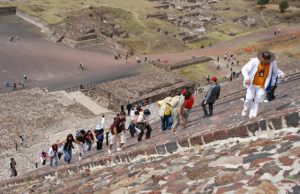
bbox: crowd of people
[9,50,285,178]
[3,75,27,92]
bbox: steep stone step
[0,109,299,190]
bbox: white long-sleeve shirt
[100,117,105,129]
[241,58,278,90]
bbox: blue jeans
[161,115,173,131]
[64,149,72,163]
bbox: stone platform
[85,70,194,111]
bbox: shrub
[279,0,289,13]
[257,0,269,6]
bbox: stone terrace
[86,70,193,111]
[1,71,300,193]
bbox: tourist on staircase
[201,76,221,117]
[94,125,104,150]
[10,158,17,178]
[136,108,152,141]
[40,151,48,165]
[85,130,95,151]
[75,129,86,160]
[48,144,59,167]
[57,141,64,160]
[241,51,278,118]
[129,110,140,138]
[61,134,82,164]
[157,97,173,131]
[170,93,185,132]
[126,102,132,116]
[108,112,127,154]
[182,89,194,127]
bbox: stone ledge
[1,111,299,189]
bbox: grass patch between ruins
[16,0,187,54]
[0,2,15,7]
[173,62,228,83]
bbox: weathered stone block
[213,130,228,141]
[114,156,121,163]
[243,153,273,164]
[146,146,157,155]
[128,150,145,159]
[165,142,178,153]
[259,120,267,131]
[203,133,214,144]
[226,126,249,138]
[249,157,274,168]
[156,145,167,155]
[277,142,293,154]
[270,118,282,130]
[119,154,127,162]
[247,122,259,135]
[285,112,300,128]
[189,135,202,146]
[278,156,294,166]
[178,138,190,147]
[256,162,282,176]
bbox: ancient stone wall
[0,7,16,15]
[84,70,194,111]
[16,11,51,34]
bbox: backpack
[170,96,180,107]
[164,103,171,116]
[143,109,151,116]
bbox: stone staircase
[1,73,300,193]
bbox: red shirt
[184,95,194,109]
[110,117,126,135]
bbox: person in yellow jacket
[157,97,173,131]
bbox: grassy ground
[0,2,15,7]
[14,0,299,55]
[16,0,187,54]
[187,32,231,49]
[172,62,230,83]
[271,37,300,59]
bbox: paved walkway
[67,91,111,115]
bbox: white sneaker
[242,109,247,117]
[249,115,256,119]
[117,148,122,151]
[240,98,245,101]
[263,100,269,103]
[108,149,112,154]
[79,156,82,161]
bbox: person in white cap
[241,51,278,118]
[94,124,104,150]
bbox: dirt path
[147,23,300,64]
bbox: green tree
[257,0,269,7]
[279,0,289,13]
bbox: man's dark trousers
[201,100,214,116]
